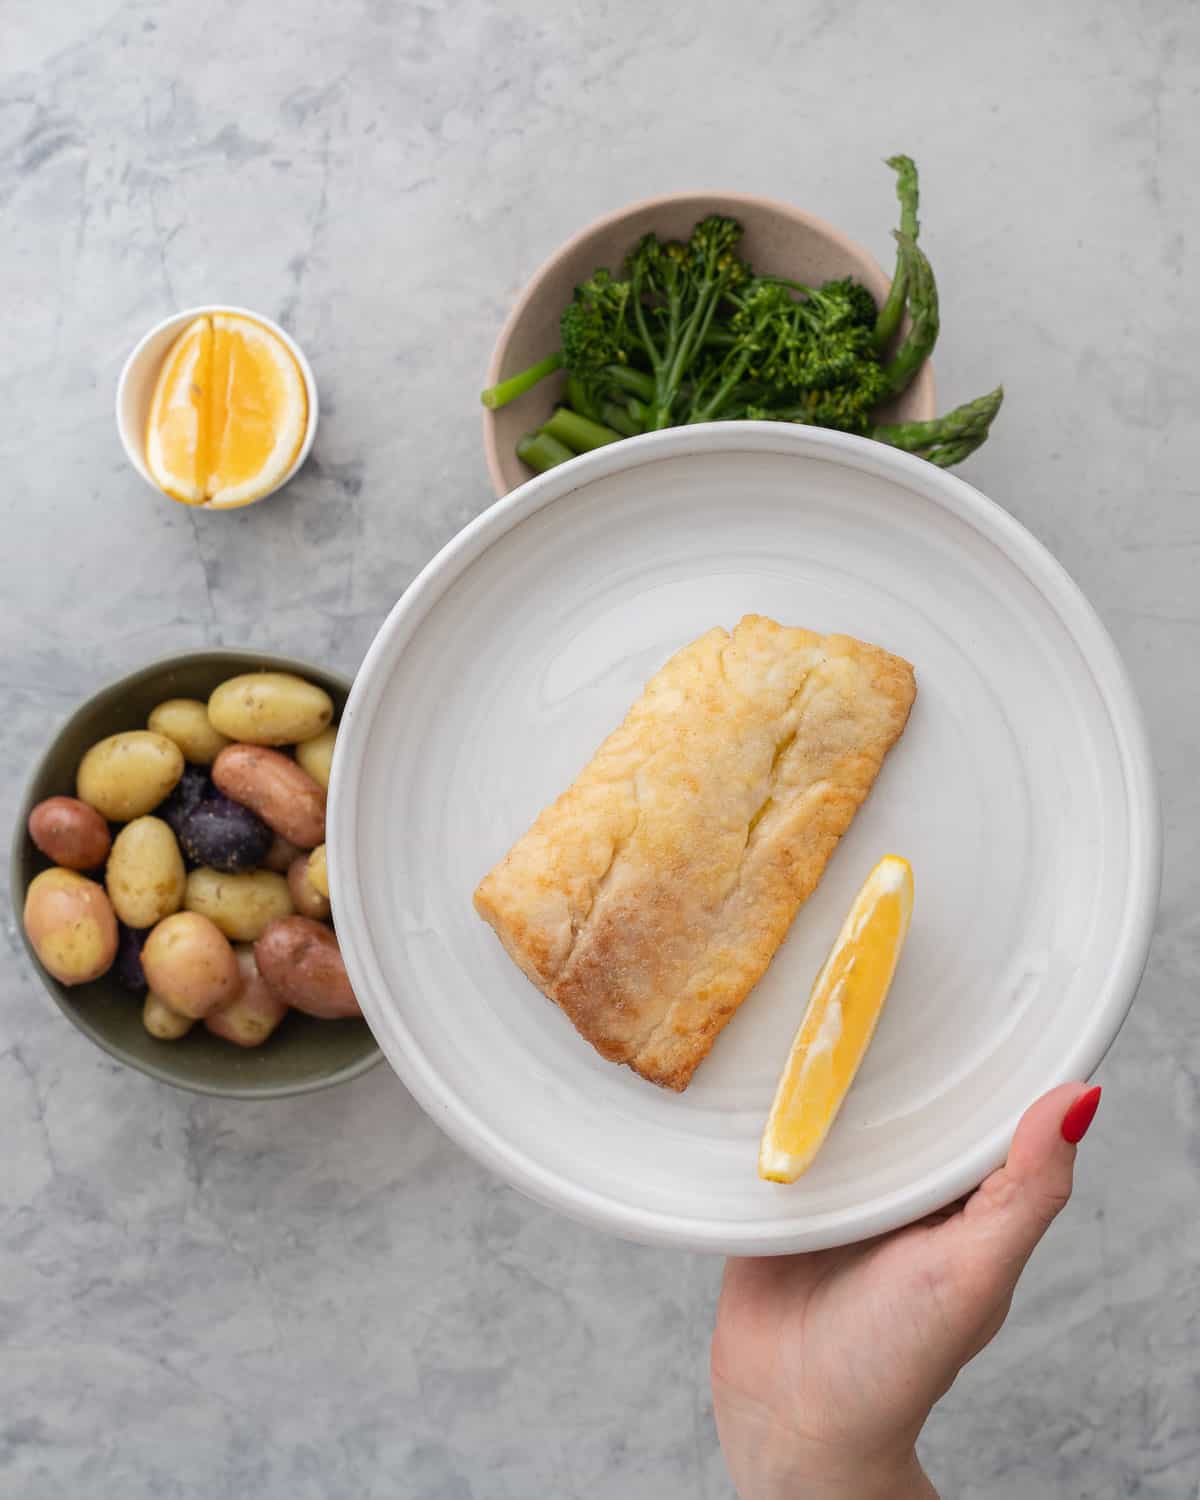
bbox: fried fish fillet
[474,615,916,1091]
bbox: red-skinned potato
[212,745,325,848]
[255,916,359,1019]
[205,946,288,1047]
[24,868,118,985]
[263,833,304,873]
[142,911,241,1019]
[287,854,330,920]
[28,797,112,871]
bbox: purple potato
[178,793,273,874]
[115,923,150,994]
[157,764,211,840]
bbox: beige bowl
[482,191,936,497]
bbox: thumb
[954,1081,1099,1294]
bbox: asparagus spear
[873,155,920,352]
[872,386,1004,467]
[879,239,940,400]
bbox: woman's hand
[711,1082,1101,1499]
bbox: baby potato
[184,866,294,942]
[147,698,231,765]
[287,854,330,921]
[105,816,186,928]
[143,992,195,1040]
[212,745,325,848]
[295,724,337,789]
[204,946,288,1047]
[157,764,211,841]
[23,868,118,986]
[141,911,241,1019]
[77,731,184,821]
[207,672,333,747]
[178,794,272,873]
[263,833,304,873]
[307,843,329,900]
[255,916,360,1019]
[115,923,150,994]
[27,796,112,870]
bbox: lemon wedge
[145,313,308,509]
[144,315,212,504]
[758,855,914,1183]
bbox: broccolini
[481,157,1002,471]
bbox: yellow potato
[207,672,333,747]
[142,911,241,1019]
[105,817,186,928]
[148,698,231,765]
[287,854,330,921]
[143,992,194,1040]
[77,731,184,821]
[307,843,329,899]
[184,866,294,942]
[295,725,336,789]
[23,868,118,986]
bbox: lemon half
[145,313,308,509]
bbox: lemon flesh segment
[758,855,914,1184]
[144,316,212,505]
[205,314,307,509]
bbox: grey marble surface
[2,2,1197,1495]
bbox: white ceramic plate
[329,425,1160,1254]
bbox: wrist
[787,1449,936,1500]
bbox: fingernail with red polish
[1061,1085,1102,1144]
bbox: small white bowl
[116,304,319,509]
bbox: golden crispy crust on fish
[474,615,915,1090]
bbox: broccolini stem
[565,376,600,422]
[686,348,755,424]
[541,407,622,452]
[516,429,575,472]
[629,261,663,372]
[874,155,920,352]
[871,386,1004,466]
[879,240,939,399]
[601,402,641,437]
[481,352,563,410]
[603,364,656,402]
[656,279,729,427]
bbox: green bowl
[11,649,382,1098]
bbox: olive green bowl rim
[10,647,384,1099]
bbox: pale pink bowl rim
[481,189,936,497]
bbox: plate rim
[329,423,1162,1253]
